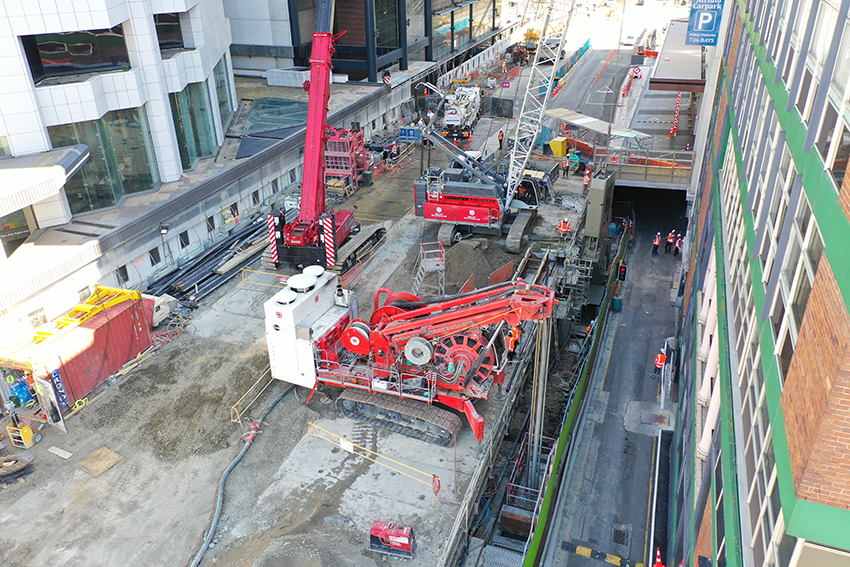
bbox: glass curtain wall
[213,57,233,132]
[375,0,399,48]
[454,6,471,49]
[472,0,494,41]
[169,82,215,170]
[48,107,159,214]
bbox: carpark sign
[686,0,725,45]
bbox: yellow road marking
[605,553,622,565]
[576,546,593,557]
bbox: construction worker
[502,60,507,74]
[652,232,661,256]
[391,142,399,164]
[653,349,667,379]
[498,129,504,150]
[674,234,682,258]
[557,218,571,239]
[665,230,676,253]
[507,325,521,360]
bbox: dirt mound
[444,238,518,292]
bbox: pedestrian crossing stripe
[561,541,644,567]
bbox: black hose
[188,385,294,567]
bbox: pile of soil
[444,238,518,292]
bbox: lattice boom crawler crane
[264,266,555,445]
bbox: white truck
[441,86,482,141]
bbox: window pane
[213,56,233,131]
[48,106,159,213]
[790,272,812,327]
[815,102,838,158]
[25,26,130,83]
[835,22,850,90]
[170,82,215,170]
[155,13,183,50]
[796,69,812,118]
[830,122,850,185]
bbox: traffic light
[618,264,627,281]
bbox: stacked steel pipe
[147,216,269,301]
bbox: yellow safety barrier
[307,421,442,503]
[230,367,275,425]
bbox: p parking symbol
[695,11,717,31]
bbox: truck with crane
[441,86,482,141]
[413,4,571,253]
[264,265,555,446]
[265,0,384,274]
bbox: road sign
[687,0,725,45]
[502,81,510,88]
[633,67,642,77]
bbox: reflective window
[454,7,471,49]
[155,13,184,51]
[472,0,494,42]
[375,0,398,48]
[432,12,451,58]
[169,82,215,170]
[22,26,130,84]
[48,106,160,214]
[213,57,233,132]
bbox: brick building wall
[781,258,850,508]
[694,494,714,567]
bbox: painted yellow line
[605,553,622,565]
[576,545,593,557]
[643,435,658,564]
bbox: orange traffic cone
[654,548,664,567]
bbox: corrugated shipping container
[47,298,152,406]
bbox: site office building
[673,1,850,567]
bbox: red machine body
[312,280,556,442]
[370,521,415,559]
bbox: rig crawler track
[330,223,386,273]
[337,389,463,447]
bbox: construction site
[0,1,697,566]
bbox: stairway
[411,242,445,297]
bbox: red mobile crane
[268,0,383,272]
[264,266,556,446]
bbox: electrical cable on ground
[187,385,294,567]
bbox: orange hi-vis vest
[498,130,504,140]
[675,237,682,249]
[653,234,661,246]
[557,220,571,234]
[667,232,675,243]
[655,352,667,368]
[507,326,521,351]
